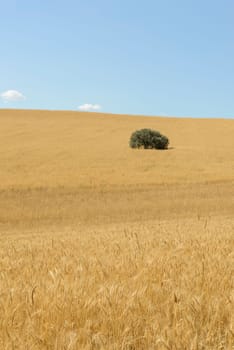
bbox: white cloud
[78,103,101,112]
[1,90,26,102]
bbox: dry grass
[0,220,233,349]
[0,109,233,349]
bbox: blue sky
[1,0,234,118]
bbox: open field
[0,109,233,349]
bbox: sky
[0,0,234,118]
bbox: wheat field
[0,109,233,349]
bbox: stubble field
[0,109,233,349]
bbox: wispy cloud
[78,103,101,112]
[1,90,26,102]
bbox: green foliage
[129,128,169,150]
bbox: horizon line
[0,108,233,121]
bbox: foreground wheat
[0,219,233,349]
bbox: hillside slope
[0,109,234,227]
[0,110,233,349]
[1,109,234,187]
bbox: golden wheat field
[0,109,233,349]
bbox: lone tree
[129,128,169,150]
